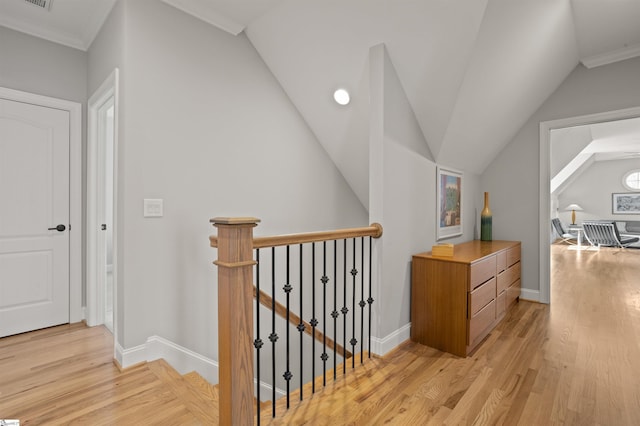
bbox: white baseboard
[117,336,218,384]
[257,379,286,402]
[370,323,411,356]
[519,288,540,302]
[146,336,219,385]
[116,341,146,369]
[115,335,286,401]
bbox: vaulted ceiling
[3,0,640,208]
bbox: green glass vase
[481,192,492,241]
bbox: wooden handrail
[211,218,381,422]
[253,286,353,359]
[209,222,383,249]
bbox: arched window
[623,169,640,191]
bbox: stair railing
[210,217,383,425]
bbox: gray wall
[482,56,640,299]
[93,0,367,358]
[558,159,640,225]
[87,0,124,95]
[369,45,480,341]
[0,26,87,103]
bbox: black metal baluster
[298,244,304,401]
[342,239,347,375]
[368,237,374,359]
[321,242,329,387]
[311,243,317,394]
[283,245,292,408]
[270,247,278,417]
[255,249,262,425]
[248,232,375,420]
[360,237,365,364]
[332,240,338,380]
[350,238,358,369]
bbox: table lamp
[564,203,583,225]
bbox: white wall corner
[370,323,411,356]
[519,289,540,303]
[117,335,286,401]
[117,336,217,384]
[117,341,147,369]
[145,336,219,385]
[114,342,124,367]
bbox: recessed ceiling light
[333,88,350,106]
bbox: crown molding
[581,43,640,69]
[0,0,115,51]
[0,16,85,50]
[161,0,244,36]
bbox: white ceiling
[3,0,640,207]
[587,117,640,157]
[550,117,640,195]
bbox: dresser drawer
[469,277,496,317]
[496,290,506,317]
[470,255,496,290]
[510,262,521,283]
[497,271,507,295]
[468,299,496,345]
[507,245,521,267]
[496,250,506,274]
[506,279,521,307]
[497,261,520,293]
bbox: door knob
[48,224,66,232]
[101,224,107,231]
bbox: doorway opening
[539,105,640,304]
[87,69,119,336]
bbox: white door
[96,96,115,332]
[0,97,70,337]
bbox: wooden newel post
[211,217,260,426]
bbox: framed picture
[612,192,640,214]
[436,166,463,240]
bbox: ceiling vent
[24,0,53,11]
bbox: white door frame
[0,86,82,324]
[87,69,119,330]
[539,105,640,304]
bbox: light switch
[144,199,163,217]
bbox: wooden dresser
[411,240,521,357]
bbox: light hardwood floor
[2,243,640,425]
[0,323,218,425]
[262,244,640,424]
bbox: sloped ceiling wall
[436,0,578,172]
[4,0,640,211]
[155,0,640,211]
[245,0,579,208]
